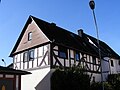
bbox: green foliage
[51,67,120,90]
[51,66,90,90]
[107,74,120,90]
[90,82,113,90]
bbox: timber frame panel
[13,43,50,70]
[50,43,101,73]
[13,41,101,74]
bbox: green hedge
[90,82,113,90]
[51,66,90,90]
[90,74,120,90]
[107,74,120,90]
[51,67,120,90]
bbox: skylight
[87,37,97,47]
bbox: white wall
[101,57,110,81]
[109,58,120,74]
[89,72,101,82]
[116,60,120,73]
[21,66,51,90]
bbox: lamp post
[2,59,6,67]
[89,0,104,90]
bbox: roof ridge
[30,15,78,35]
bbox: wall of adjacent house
[0,74,20,90]
[109,58,120,74]
[100,57,110,81]
[103,57,120,74]
[116,59,120,73]
[21,67,51,90]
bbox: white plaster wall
[108,58,118,74]
[102,57,110,81]
[101,58,109,70]
[92,73,101,82]
[21,67,51,90]
[87,72,101,82]
[116,60,120,73]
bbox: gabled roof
[7,63,13,68]
[31,16,98,56]
[0,66,31,75]
[10,16,33,57]
[10,15,98,57]
[10,15,120,59]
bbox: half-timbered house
[9,15,120,90]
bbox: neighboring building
[7,63,13,68]
[9,15,120,90]
[0,66,30,90]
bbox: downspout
[106,58,111,74]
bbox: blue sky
[0,0,120,66]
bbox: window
[111,60,114,67]
[29,49,34,61]
[23,49,34,62]
[28,32,32,41]
[118,60,120,65]
[75,52,80,61]
[23,52,28,62]
[58,46,68,58]
[92,56,96,64]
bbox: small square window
[28,32,32,41]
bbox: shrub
[107,74,120,90]
[51,66,90,90]
[90,82,113,90]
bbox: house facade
[10,15,120,90]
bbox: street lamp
[2,59,6,67]
[89,0,104,90]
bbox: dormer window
[28,32,32,41]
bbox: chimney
[51,22,56,26]
[78,29,83,37]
